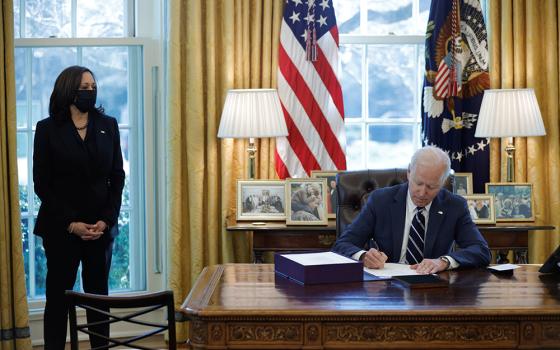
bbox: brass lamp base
[505,139,515,183]
[247,137,257,180]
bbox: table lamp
[475,88,546,182]
[217,89,288,179]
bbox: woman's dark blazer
[33,111,125,238]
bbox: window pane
[15,48,28,129]
[110,211,130,290]
[82,46,129,125]
[335,0,360,34]
[14,0,20,38]
[21,218,29,293]
[345,124,363,170]
[340,44,362,119]
[76,0,126,37]
[34,235,47,296]
[17,133,29,214]
[366,0,416,35]
[32,47,77,125]
[367,124,415,168]
[24,0,71,38]
[368,44,417,118]
[120,130,130,208]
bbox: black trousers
[42,231,114,350]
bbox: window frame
[337,2,427,170]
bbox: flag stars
[292,0,303,6]
[304,13,315,24]
[317,15,327,27]
[289,11,301,23]
[477,140,487,151]
[468,145,477,155]
[301,29,308,40]
[319,0,330,10]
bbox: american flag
[275,0,346,179]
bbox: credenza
[226,221,554,263]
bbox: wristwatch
[439,256,451,270]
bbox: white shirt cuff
[352,250,367,261]
[445,255,459,270]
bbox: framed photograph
[463,194,496,224]
[236,180,286,221]
[453,172,473,195]
[286,178,329,225]
[485,182,534,222]
[310,170,341,219]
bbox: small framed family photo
[310,170,341,219]
[286,178,328,225]
[485,182,534,222]
[236,180,286,221]
[464,194,495,224]
[453,172,473,195]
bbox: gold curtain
[0,1,32,350]
[167,0,283,340]
[488,0,560,262]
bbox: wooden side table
[227,221,554,263]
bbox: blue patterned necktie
[406,207,426,264]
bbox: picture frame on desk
[310,170,341,219]
[463,194,496,224]
[485,182,534,222]
[236,180,286,221]
[453,172,473,195]
[286,178,328,225]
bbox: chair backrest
[66,290,176,350]
[335,169,453,236]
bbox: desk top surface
[182,264,560,319]
[227,221,554,232]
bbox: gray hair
[409,146,451,184]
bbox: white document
[488,263,520,271]
[364,263,420,277]
[281,251,357,266]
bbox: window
[335,0,430,169]
[14,0,151,302]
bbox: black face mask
[74,89,97,113]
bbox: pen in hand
[369,238,380,251]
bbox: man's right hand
[361,248,388,269]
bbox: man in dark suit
[332,146,491,274]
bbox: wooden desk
[182,264,560,349]
[227,222,554,263]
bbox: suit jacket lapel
[391,184,408,262]
[424,191,446,257]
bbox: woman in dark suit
[33,66,125,349]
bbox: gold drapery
[167,0,283,341]
[0,1,32,349]
[488,0,560,262]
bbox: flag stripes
[275,0,346,178]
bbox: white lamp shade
[217,89,288,138]
[475,88,546,138]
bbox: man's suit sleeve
[101,117,125,228]
[332,193,377,258]
[448,199,492,267]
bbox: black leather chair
[335,169,453,236]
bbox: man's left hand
[410,258,448,274]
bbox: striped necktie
[406,207,426,264]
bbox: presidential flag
[275,0,346,179]
[422,0,490,192]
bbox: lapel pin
[100,130,106,134]
[438,211,443,215]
